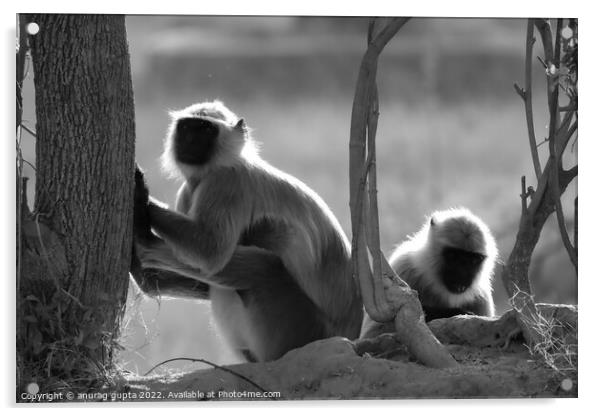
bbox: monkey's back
[244,160,363,339]
[176,160,363,341]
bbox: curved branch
[559,119,577,156]
[366,83,387,314]
[533,19,556,114]
[349,18,410,320]
[143,357,273,396]
[561,165,578,186]
[17,15,29,132]
[523,19,542,179]
[370,18,411,53]
[349,17,456,368]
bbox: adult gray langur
[133,100,363,362]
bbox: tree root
[356,303,577,356]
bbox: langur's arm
[133,164,236,275]
[132,166,283,293]
[131,256,210,300]
[147,187,245,275]
[136,236,286,290]
[131,166,209,298]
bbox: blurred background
[19,16,577,375]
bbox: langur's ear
[430,216,436,227]
[235,118,247,134]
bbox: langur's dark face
[439,247,486,294]
[174,117,219,165]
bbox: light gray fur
[361,208,497,339]
[138,101,363,359]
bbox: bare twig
[143,357,274,397]
[21,123,37,138]
[522,20,542,179]
[513,83,525,100]
[533,19,554,62]
[536,55,548,69]
[16,14,29,133]
[534,19,557,115]
[559,119,577,156]
[520,176,528,215]
[22,159,37,172]
[527,159,550,216]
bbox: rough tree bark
[18,14,136,392]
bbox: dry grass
[509,291,577,376]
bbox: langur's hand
[133,164,154,241]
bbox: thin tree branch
[547,18,577,272]
[21,124,37,138]
[559,120,577,156]
[513,83,525,100]
[16,14,29,133]
[520,176,528,215]
[533,19,556,113]
[533,19,554,62]
[143,357,275,397]
[526,109,575,216]
[522,19,542,179]
[536,55,548,69]
[365,83,389,316]
[527,159,551,216]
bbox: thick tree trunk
[18,14,135,391]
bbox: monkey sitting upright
[132,100,363,362]
[361,208,497,339]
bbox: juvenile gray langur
[133,100,363,362]
[361,208,497,339]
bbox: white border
[2,1,600,413]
